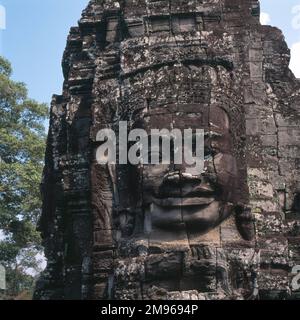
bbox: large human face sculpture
[130,104,244,242]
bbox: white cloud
[292,5,300,30]
[260,12,271,25]
[25,252,47,276]
[290,42,300,78]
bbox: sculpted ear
[235,205,256,241]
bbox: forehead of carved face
[131,104,239,206]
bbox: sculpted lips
[152,196,215,207]
[153,173,216,207]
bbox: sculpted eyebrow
[189,131,223,139]
[204,131,223,138]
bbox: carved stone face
[130,104,240,240]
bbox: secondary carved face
[131,104,239,238]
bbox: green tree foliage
[0,56,48,299]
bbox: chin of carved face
[133,104,240,236]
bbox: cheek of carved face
[213,148,238,204]
[142,163,171,204]
[208,106,238,204]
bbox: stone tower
[34,0,300,300]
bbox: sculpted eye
[204,146,218,160]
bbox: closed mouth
[152,196,215,207]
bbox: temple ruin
[34,0,300,300]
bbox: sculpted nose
[172,161,206,178]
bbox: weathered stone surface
[34,0,300,300]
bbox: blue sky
[0,0,87,104]
[0,0,299,106]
